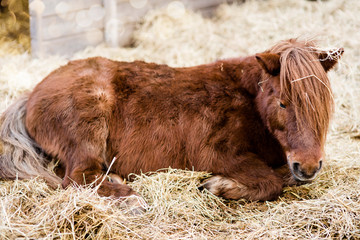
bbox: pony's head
[255,39,343,181]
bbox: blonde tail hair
[0,94,61,188]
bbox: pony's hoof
[119,194,148,215]
[198,175,248,200]
[108,173,124,184]
[199,176,236,195]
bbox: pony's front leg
[199,153,284,201]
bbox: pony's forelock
[269,39,334,144]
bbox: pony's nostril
[318,160,323,170]
[292,162,300,172]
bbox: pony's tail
[0,94,61,188]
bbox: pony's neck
[221,56,269,129]
[221,56,262,96]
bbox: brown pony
[0,39,343,204]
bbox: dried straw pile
[1,0,359,239]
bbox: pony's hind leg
[61,153,146,212]
[61,152,139,197]
[35,107,143,207]
[26,72,145,210]
[200,153,284,201]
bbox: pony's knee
[60,162,103,188]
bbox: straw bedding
[0,0,359,238]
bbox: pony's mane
[269,39,334,144]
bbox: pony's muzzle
[290,159,323,182]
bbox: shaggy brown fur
[0,39,342,203]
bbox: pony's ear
[318,48,344,72]
[255,53,280,76]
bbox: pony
[0,39,343,205]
